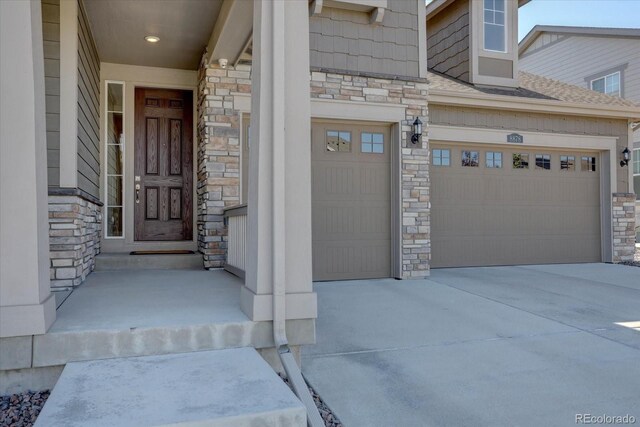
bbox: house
[0,0,638,424]
[518,25,640,240]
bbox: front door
[134,88,193,241]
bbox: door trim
[100,72,198,253]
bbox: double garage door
[430,143,602,268]
[310,126,603,279]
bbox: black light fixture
[411,117,423,144]
[620,147,631,167]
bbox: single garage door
[311,122,391,281]
[431,143,601,268]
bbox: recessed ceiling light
[145,36,160,43]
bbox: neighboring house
[0,0,638,422]
[518,25,640,240]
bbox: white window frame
[483,0,507,53]
[590,72,621,97]
[104,80,125,239]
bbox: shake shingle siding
[42,0,61,188]
[426,0,470,82]
[77,0,100,198]
[309,0,421,78]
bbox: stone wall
[197,60,249,268]
[197,58,430,277]
[309,71,430,278]
[48,194,102,289]
[612,193,636,263]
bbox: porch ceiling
[84,0,224,70]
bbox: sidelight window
[105,81,125,238]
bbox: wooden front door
[134,88,193,241]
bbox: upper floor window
[484,0,506,52]
[590,72,620,97]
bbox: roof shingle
[427,70,640,108]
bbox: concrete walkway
[303,264,640,427]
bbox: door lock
[135,183,141,204]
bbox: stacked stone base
[48,194,102,289]
[612,193,636,263]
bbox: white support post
[241,0,317,322]
[0,0,57,337]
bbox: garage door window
[581,156,596,172]
[535,154,551,170]
[486,152,502,168]
[361,132,384,153]
[512,153,529,169]
[326,131,351,152]
[560,155,575,171]
[461,150,479,167]
[432,149,450,166]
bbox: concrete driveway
[302,264,640,427]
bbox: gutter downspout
[270,2,323,426]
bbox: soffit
[84,0,223,70]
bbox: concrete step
[34,348,306,427]
[94,253,203,271]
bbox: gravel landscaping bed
[620,245,640,267]
[279,373,343,427]
[1,391,50,427]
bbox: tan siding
[426,0,469,82]
[520,36,640,104]
[76,0,100,198]
[309,0,421,78]
[42,0,60,187]
[429,105,630,191]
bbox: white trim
[59,0,78,188]
[311,98,406,123]
[103,80,125,240]
[482,0,507,53]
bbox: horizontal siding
[427,0,469,82]
[520,36,640,104]
[76,0,100,199]
[429,105,630,192]
[309,0,420,78]
[42,0,60,187]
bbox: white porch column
[0,0,56,337]
[241,0,317,322]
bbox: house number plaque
[507,133,524,143]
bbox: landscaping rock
[279,373,343,427]
[0,390,50,427]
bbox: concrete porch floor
[30,268,313,369]
[51,269,248,332]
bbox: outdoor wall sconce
[620,147,631,167]
[411,117,423,144]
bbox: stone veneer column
[1,0,56,337]
[196,61,250,268]
[48,194,102,289]
[309,71,430,278]
[612,193,636,263]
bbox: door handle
[135,183,141,204]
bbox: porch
[30,266,313,372]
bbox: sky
[518,0,640,41]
